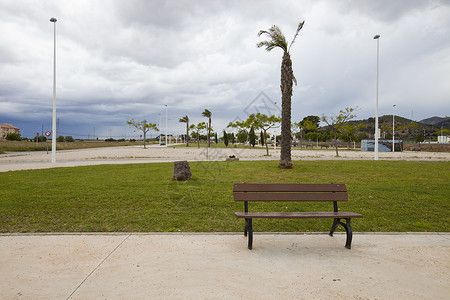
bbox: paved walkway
[1,233,449,299]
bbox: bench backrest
[233,183,348,202]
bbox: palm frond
[257,25,288,52]
[288,21,305,53]
[201,109,211,118]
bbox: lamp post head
[374,34,380,39]
[50,17,57,22]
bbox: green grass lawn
[0,160,448,233]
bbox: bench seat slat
[233,183,347,193]
[235,212,363,219]
[234,192,348,202]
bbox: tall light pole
[374,34,380,160]
[50,17,57,163]
[392,104,396,152]
[158,113,161,145]
[165,104,168,146]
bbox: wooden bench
[234,183,363,250]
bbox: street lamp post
[374,34,380,160]
[50,17,57,163]
[158,113,161,145]
[392,104,396,152]
[165,105,168,146]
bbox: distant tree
[236,130,248,144]
[56,136,65,142]
[64,136,74,142]
[127,119,159,149]
[223,130,229,147]
[227,119,251,145]
[34,135,47,142]
[249,113,281,155]
[214,132,218,144]
[257,21,305,169]
[201,109,212,147]
[178,115,190,147]
[415,133,425,143]
[321,107,357,157]
[260,131,265,146]
[340,124,364,149]
[249,127,256,148]
[231,133,236,144]
[293,117,318,148]
[6,133,21,141]
[191,122,206,148]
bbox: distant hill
[420,116,446,125]
[342,115,449,141]
[420,116,450,129]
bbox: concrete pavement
[0,233,449,299]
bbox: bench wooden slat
[233,192,348,202]
[233,183,347,193]
[235,211,363,219]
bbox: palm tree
[179,115,190,146]
[257,21,305,169]
[201,109,212,147]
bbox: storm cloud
[0,0,449,138]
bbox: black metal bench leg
[244,218,248,237]
[344,218,353,249]
[329,218,353,249]
[329,218,340,236]
[247,218,253,250]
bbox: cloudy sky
[1,0,449,139]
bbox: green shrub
[33,136,47,142]
[6,133,21,141]
[56,136,65,142]
[65,136,74,142]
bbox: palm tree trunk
[208,117,211,147]
[186,123,189,147]
[279,52,293,169]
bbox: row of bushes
[5,133,74,142]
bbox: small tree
[227,119,251,146]
[236,130,248,144]
[260,131,265,146]
[127,119,159,149]
[293,116,319,148]
[191,122,206,148]
[214,132,218,144]
[321,107,357,157]
[223,130,229,147]
[249,127,256,148]
[250,113,281,156]
[340,124,360,149]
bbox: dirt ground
[0,145,449,172]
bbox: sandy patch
[0,144,448,172]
